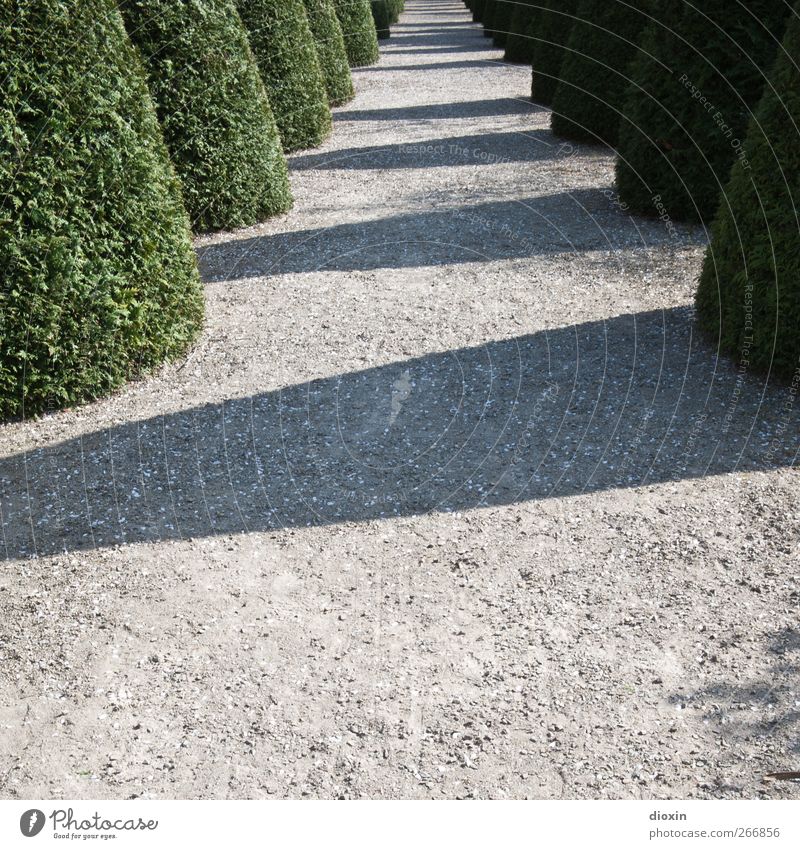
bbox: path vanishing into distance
[1,1,799,799]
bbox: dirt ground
[1,0,799,800]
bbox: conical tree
[490,0,515,47]
[371,0,392,39]
[530,0,579,106]
[303,0,355,105]
[0,0,203,420]
[333,0,380,67]
[237,0,332,152]
[615,0,790,223]
[119,0,291,232]
[505,1,541,64]
[550,0,652,146]
[482,0,498,38]
[696,6,800,380]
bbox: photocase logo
[19,809,45,837]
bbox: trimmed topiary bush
[505,1,541,64]
[237,0,332,152]
[333,0,380,67]
[615,0,790,223]
[530,0,579,106]
[550,0,652,146]
[482,0,498,38]
[371,0,391,39]
[387,0,404,22]
[695,6,800,380]
[490,0,515,47]
[0,0,203,420]
[119,0,291,232]
[303,0,355,105]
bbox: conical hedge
[490,0,515,47]
[550,0,652,146]
[482,0,498,38]
[530,0,579,106]
[615,0,790,223]
[333,0,380,67]
[237,0,332,152]
[371,0,392,39]
[505,1,541,64]
[695,7,800,380]
[119,0,291,232]
[387,0,404,22]
[0,0,203,420]
[303,0,355,105]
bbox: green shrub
[387,0,404,23]
[472,0,487,23]
[302,0,355,105]
[505,1,541,64]
[490,0,515,47]
[482,0,498,38]
[695,7,800,380]
[371,0,391,39]
[237,0,332,152]
[0,0,203,420]
[333,0,380,67]
[530,0,579,106]
[550,0,651,146]
[119,0,291,232]
[615,0,790,223]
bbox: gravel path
[1,0,799,800]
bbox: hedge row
[505,1,540,64]
[371,0,392,39]
[550,0,651,147]
[0,0,392,419]
[334,0,380,67]
[696,6,800,380]
[303,0,356,105]
[0,0,204,419]
[237,0,332,153]
[615,0,790,224]
[119,0,291,232]
[464,0,800,378]
[531,0,579,106]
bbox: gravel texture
[1,0,799,800]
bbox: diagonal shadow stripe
[1,306,796,559]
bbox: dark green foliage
[387,0,404,23]
[333,0,380,67]
[530,0,579,105]
[0,0,203,420]
[615,0,790,223]
[120,0,291,232]
[472,0,487,23]
[696,7,800,379]
[505,1,541,64]
[371,0,391,39]
[550,0,651,146]
[237,0,332,152]
[490,0,515,47]
[303,0,355,105]
[482,0,498,37]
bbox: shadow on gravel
[356,59,508,72]
[335,98,544,122]
[670,629,800,757]
[197,188,702,278]
[383,44,487,55]
[290,130,557,171]
[1,307,797,558]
